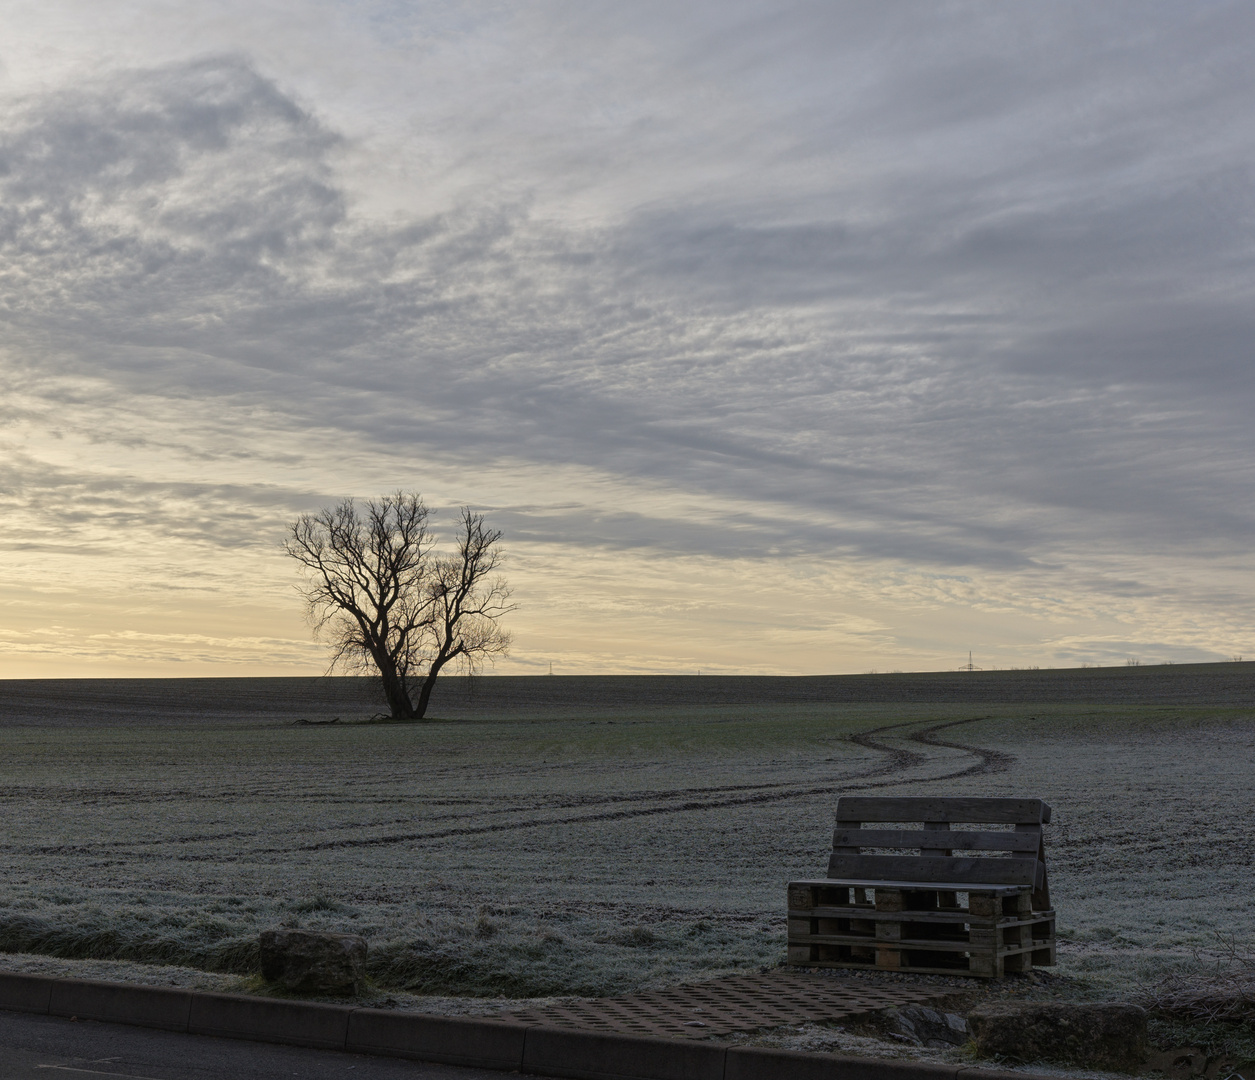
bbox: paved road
[0,1010,505,1080]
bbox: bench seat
[788,877,1033,894]
[786,796,1057,978]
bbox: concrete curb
[727,1045,956,1080]
[0,972,53,1015]
[49,978,193,1032]
[523,1026,728,1080]
[0,970,1056,1080]
[724,1047,1039,1080]
[189,991,353,1049]
[346,1009,529,1068]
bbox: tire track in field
[4,716,1011,862]
[847,718,930,773]
[908,716,1013,775]
[230,715,1010,858]
[0,725,937,857]
[0,717,942,859]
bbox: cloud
[0,4,1253,671]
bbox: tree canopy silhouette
[285,492,513,720]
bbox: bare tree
[284,492,513,720]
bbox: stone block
[259,929,366,995]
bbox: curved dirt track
[0,717,1016,865]
[909,716,1014,777]
[276,716,1013,855]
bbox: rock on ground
[967,1001,1148,1072]
[258,929,367,995]
[884,1005,969,1048]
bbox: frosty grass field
[0,666,1252,1008]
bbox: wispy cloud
[1,3,1253,673]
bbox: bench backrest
[828,796,1051,906]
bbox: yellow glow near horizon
[2,7,1254,675]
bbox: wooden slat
[920,819,951,858]
[788,933,973,954]
[834,797,1049,824]
[789,877,1029,894]
[788,933,1049,960]
[831,829,1041,852]
[1018,821,1052,910]
[790,959,998,978]
[832,817,861,855]
[826,854,1039,886]
[786,906,1056,926]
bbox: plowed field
[0,666,1251,998]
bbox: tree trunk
[412,675,435,719]
[412,655,451,720]
[377,666,415,720]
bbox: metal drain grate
[497,971,939,1040]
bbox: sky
[1,1,1253,677]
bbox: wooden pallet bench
[787,796,1056,978]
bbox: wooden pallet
[786,880,1056,977]
[786,797,1057,979]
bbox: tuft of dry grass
[1136,933,1255,1024]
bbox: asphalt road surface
[0,1010,506,1080]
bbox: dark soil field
[0,663,1252,1035]
[4,661,1255,725]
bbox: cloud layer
[1,3,1253,674]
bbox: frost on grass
[0,696,1252,1000]
[0,888,779,998]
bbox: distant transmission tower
[958,651,983,672]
